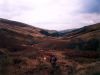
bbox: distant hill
[63,23,100,39]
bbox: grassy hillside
[0,18,100,75]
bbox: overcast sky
[0,0,100,30]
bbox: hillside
[63,23,100,39]
[35,24,100,51]
[62,23,100,51]
[0,18,100,75]
[0,18,47,37]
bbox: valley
[0,18,100,75]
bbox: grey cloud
[79,0,100,13]
[0,0,100,30]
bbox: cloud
[0,0,100,30]
[0,0,33,18]
[79,0,100,13]
[0,0,80,23]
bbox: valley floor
[0,49,100,75]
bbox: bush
[81,39,99,51]
[0,55,12,75]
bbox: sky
[0,0,100,30]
